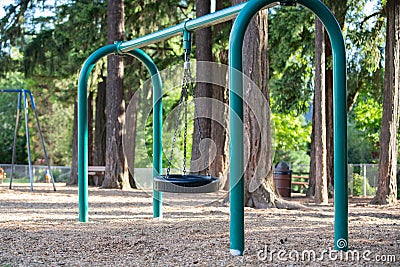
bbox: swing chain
[166,51,191,176]
[166,45,211,177]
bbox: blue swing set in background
[0,89,56,192]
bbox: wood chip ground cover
[0,183,399,266]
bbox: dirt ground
[0,183,399,267]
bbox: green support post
[228,0,271,256]
[298,0,349,251]
[78,44,118,222]
[127,49,163,218]
[229,0,348,255]
[78,46,163,221]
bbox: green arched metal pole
[127,50,163,218]
[298,0,349,251]
[229,0,348,255]
[77,3,262,222]
[78,45,163,221]
[78,44,118,222]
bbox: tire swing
[153,42,220,194]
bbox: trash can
[274,162,292,197]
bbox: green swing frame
[77,0,348,255]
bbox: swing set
[78,0,348,256]
[0,89,56,192]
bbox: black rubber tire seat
[153,174,220,193]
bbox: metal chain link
[166,72,188,176]
[183,89,188,175]
[166,51,211,177]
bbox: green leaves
[268,6,314,114]
[353,97,382,145]
[272,112,311,163]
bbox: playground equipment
[78,0,348,255]
[153,31,220,194]
[0,89,56,191]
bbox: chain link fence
[290,163,399,197]
[348,164,378,197]
[0,164,71,183]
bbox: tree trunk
[210,0,230,190]
[307,98,316,197]
[324,37,334,196]
[372,0,399,205]
[123,64,138,189]
[191,0,213,175]
[320,0,348,197]
[102,0,130,189]
[68,100,78,185]
[231,0,280,208]
[93,80,107,186]
[312,17,328,204]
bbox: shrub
[349,173,376,196]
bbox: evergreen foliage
[0,0,393,168]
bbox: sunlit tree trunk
[310,0,348,199]
[372,0,399,205]
[312,17,328,204]
[102,0,130,189]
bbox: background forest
[0,0,398,196]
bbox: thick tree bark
[310,0,347,199]
[102,0,130,189]
[191,0,213,175]
[324,39,334,196]
[231,0,281,208]
[68,100,78,185]
[210,0,230,190]
[210,79,229,189]
[372,0,399,205]
[312,18,328,204]
[93,80,107,186]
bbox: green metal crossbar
[77,0,348,256]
